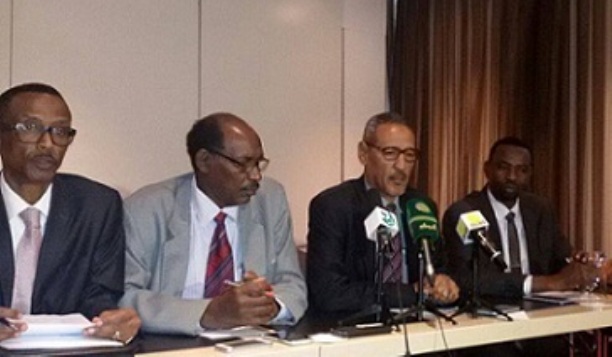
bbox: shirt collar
[0,172,52,221]
[191,177,238,224]
[486,187,519,219]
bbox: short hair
[186,112,239,168]
[488,136,533,161]
[0,83,64,124]
[362,112,411,143]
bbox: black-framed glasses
[0,120,77,146]
[364,142,419,163]
[208,148,270,174]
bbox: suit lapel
[0,191,14,306]
[34,178,74,298]
[162,178,192,294]
[239,203,267,276]
[519,195,538,265]
[476,190,503,248]
[353,179,377,280]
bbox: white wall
[10,0,199,195]
[0,0,9,90]
[1,0,386,245]
[342,0,387,179]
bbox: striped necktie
[204,212,234,298]
[382,203,402,283]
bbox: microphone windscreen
[405,198,439,242]
[456,211,490,244]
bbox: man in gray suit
[120,112,306,335]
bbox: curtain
[388,0,612,253]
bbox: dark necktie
[506,212,521,272]
[204,212,234,298]
[383,204,402,283]
[12,208,43,313]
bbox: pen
[224,280,243,288]
[0,317,16,330]
[224,279,276,298]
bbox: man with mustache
[0,83,140,343]
[307,112,458,316]
[120,113,306,334]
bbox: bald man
[120,112,306,335]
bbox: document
[200,325,275,341]
[0,313,123,350]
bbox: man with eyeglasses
[120,112,306,335]
[0,83,140,343]
[307,112,458,316]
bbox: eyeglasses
[208,148,270,174]
[364,142,419,163]
[0,119,77,146]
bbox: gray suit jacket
[119,173,307,335]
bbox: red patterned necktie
[12,208,43,313]
[204,212,234,298]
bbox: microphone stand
[390,248,456,325]
[339,228,392,326]
[451,240,512,321]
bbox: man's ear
[195,148,211,173]
[358,141,368,165]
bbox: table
[136,300,612,356]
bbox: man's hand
[0,307,26,341]
[200,271,279,329]
[423,274,460,303]
[84,308,141,344]
[532,261,598,292]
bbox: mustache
[243,182,260,192]
[390,171,408,181]
[30,153,59,164]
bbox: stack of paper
[0,313,123,350]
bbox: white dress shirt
[1,173,52,256]
[182,177,291,323]
[486,189,533,293]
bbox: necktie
[506,212,521,272]
[12,208,43,313]
[382,204,402,283]
[204,212,234,298]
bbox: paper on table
[0,313,123,350]
[200,325,275,340]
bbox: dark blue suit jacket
[307,176,444,313]
[0,174,124,319]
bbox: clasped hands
[0,306,140,344]
[200,271,279,329]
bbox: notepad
[0,313,123,350]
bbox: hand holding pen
[0,307,27,341]
[200,270,279,329]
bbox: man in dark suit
[443,136,591,299]
[307,112,458,315]
[442,137,594,356]
[0,83,139,343]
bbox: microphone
[364,206,400,244]
[456,210,508,270]
[405,198,438,284]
